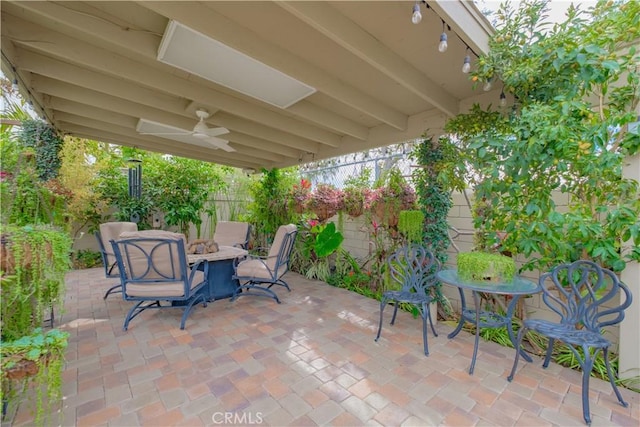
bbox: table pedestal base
[448,288,533,374]
[173,258,240,305]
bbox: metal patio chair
[214,221,251,249]
[375,244,440,356]
[95,221,138,299]
[508,260,632,425]
[232,224,297,303]
[110,231,208,331]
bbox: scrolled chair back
[387,244,440,294]
[115,230,189,284]
[539,259,632,332]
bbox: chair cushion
[214,221,249,247]
[119,229,186,244]
[265,224,296,269]
[126,270,205,298]
[99,222,138,261]
[236,259,275,280]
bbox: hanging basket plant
[0,224,72,341]
[342,186,373,218]
[307,184,344,223]
[398,210,425,243]
[1,327,69,426]
[0,225,71,427]
[289,178,312,214]
[371,169,417,228]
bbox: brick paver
[6,268,639,426]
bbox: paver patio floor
[6,268,639,426]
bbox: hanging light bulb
[438,22,448,52]
[462,51,471,74]
[411,3,422,24]
[483,79,493,92]
[500,90,507,107]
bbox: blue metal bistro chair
[375,244,440,356]
[232,224,297,303]
[111,231,208,331]
[508,260,632,425]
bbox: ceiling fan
[136,109,235,152]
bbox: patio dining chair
[507,260,632,426]
[95,221,138,299]
[375,244,440,356]
[110,230,208,331]
[232,224,297,303]
[214,221,251,249]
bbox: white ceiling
[1,1,495,171]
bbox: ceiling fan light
[192,132,208,139]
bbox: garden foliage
[441,0,640,272]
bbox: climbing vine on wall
[411,135,454,307]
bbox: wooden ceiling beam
[11,0,370,141]
[59,118,274,168]
[20,52,317,154]
[138,1,407,131]
[69,128,265,170]
[47,96,300,160]
[277,1,459,117]
[2,12,340,148]
[52,110,287,164]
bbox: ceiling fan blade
[205,136,236,152]
[204,127,229,137]
[140,131,191,136]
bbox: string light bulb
[411,2,422,24]
[438,21,448,52]
[12,78,19,92]
[500,89,507,107]
[483,79,493,92]
[462,50,471,73]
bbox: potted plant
[457,251,516,283]
[1,326,69,426]
[398,210,425,244]
[371,168,417,228]
[343,185,373,218]
[0,140,72,426]
[341,169,373,218]
[307,184,344,222]
[0,226,71,427]
[289,178,312,214]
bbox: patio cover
[0,1,494,170]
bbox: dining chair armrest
[189,259,208,283]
